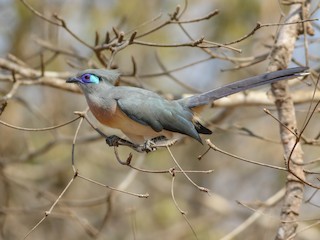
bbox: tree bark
[267,1,309,239]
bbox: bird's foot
[106,135,178,153]
[106,135,133,147]
[105,135,153,153]
[105,135,122,146]
[136,139,157,153]
[137,136,179,153]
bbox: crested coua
[67,67,307,147]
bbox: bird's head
[66,69,120,93]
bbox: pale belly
[88,100,174,144]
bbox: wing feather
[115,89,202,142]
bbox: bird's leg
[106,135,134,147]
[105,135,149,153]
[150,136,168,143]
[106,135,178,153]
[149,136,179,147]
[105,135,122,146]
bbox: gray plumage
[178,67,307,108]
[67,67,307,144]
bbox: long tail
[179,67,308,108]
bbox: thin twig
[0,116,81,131]
[23,172,78,239]
[224,18,317,46]
[77,174,149,198]
[166,146,210,193]
[169,168,199,240]
[204,139,287,171]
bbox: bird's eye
[81,73,100,84]
[81,73,92,82]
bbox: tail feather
[194,120,212,134]
[179,67,308,108]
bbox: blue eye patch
[81,73,100,84]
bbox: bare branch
[267,2,309,239]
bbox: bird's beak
[66,77,81,83]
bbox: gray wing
[115,88,202,142]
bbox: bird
[67,67,307,150]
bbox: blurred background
[0,0,319,239]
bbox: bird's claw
[106,135,133,147]
[134,139,156,153]
[105,135,152,153]
[105,135,122,147]
[144,139,157,152]
[137,136,178,153]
